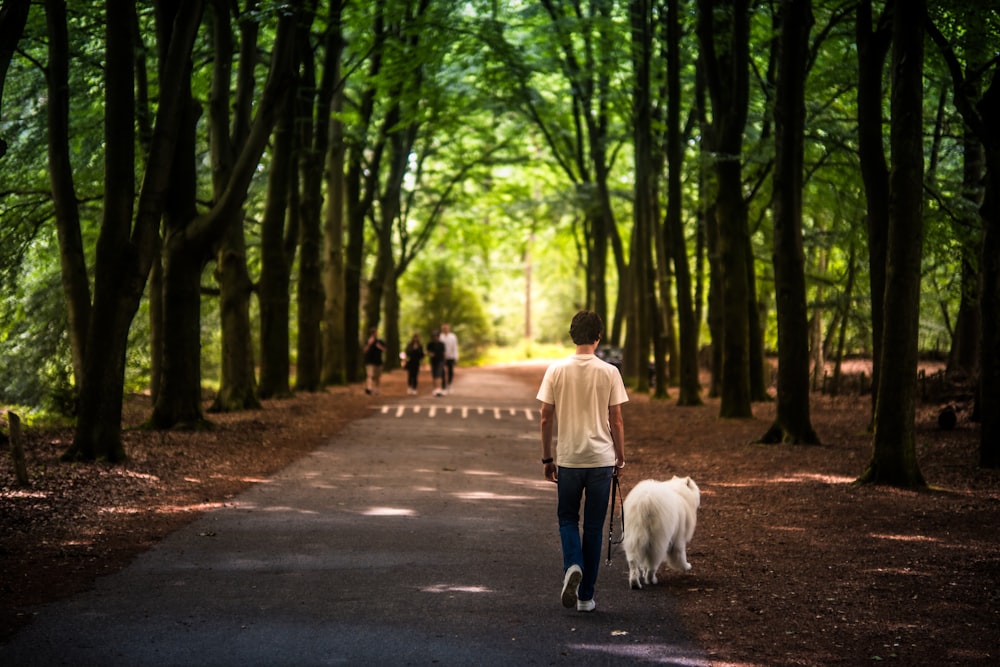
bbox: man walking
[536,311,627,612]
[440,323,459,393]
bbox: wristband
[542,457,554,464]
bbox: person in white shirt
[536,311,627,613]
[440,323,459,393]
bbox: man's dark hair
[569,310,603,345]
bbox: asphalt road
[3,365,708,666]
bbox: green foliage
[399,259,490,361]
[0,249,74,414]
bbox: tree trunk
[68,0,205,461]
[344,157,367,384]
[974,61,1000,468]
[257,77,296,400]
[296,144,325,391]
[212,214,260,412]
[926,4,1000,469]
[859,0,926,489]
[697,0,753,419]
[981,178,1000,468]
[295,6,330,392]
[667,0,701,406]
[208,2,260,412]
[322,106,348,385]
[760,0,818,445]
[746,241,768,403]
[321,1,348,387]
[946,81,985,380]
[856,0,892,424]
[151,235,210,429]
[629,0,654,395]
[151,4,295,428]
[45,0,91,402]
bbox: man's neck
[575,342,599,355]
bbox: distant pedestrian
[404,333,425,395]
[363,327,387,396]
[536,310,627,613]
[440,323,459,393]
[426,330,447,396]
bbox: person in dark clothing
[426,330,447,396]
[363,326,387,396]
[404,333,425,395]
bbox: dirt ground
[2,364,998,666]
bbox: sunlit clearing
[421,584,494,594]
[361,507,416,517]
[453,491,533,501]
[870,533,941,544]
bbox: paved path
[4,366,708,666]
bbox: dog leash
[606,468,624,565]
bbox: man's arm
[540,401,557,482]
[608,403,625,468]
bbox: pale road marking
[379,404,539,421]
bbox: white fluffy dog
[621,476,701,589]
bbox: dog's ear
[685,477,693,489]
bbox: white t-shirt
[536,354,629,468]
[441,332,459,361]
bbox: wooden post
[8,410,29,487]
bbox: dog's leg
[668,542,692,571]
[627,558,642,590]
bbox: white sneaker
[577,598,596,612]
[561,565,582,608]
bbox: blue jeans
[557,466,614,602]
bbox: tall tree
[927,2,1000,468]
[666,0,702,406]
[759,0,818,445]
[320,0,348,387]
[257,74,297,399]
[44,0,91,403]
[859,0,927,488]
[293,0,328,393]
[696,0,753,418]
[629,0,655,394]
[855,0,892,424]
[149,3,296,429]
[65,0,205,461]
[209,0,265,413]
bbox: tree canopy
[1,0,998,481]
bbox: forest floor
[1,363,998,666]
